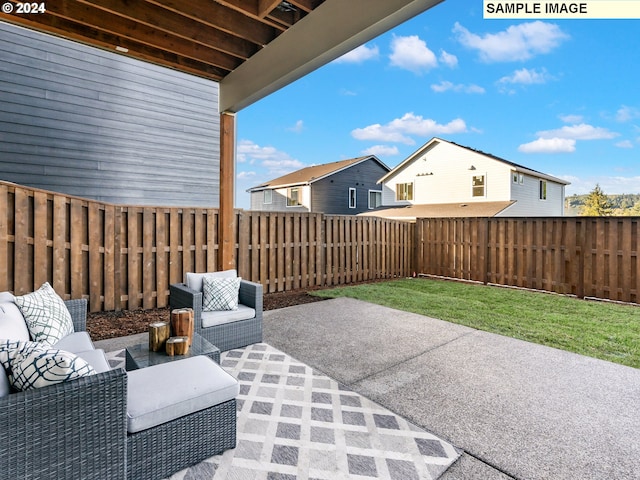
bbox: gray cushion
[0,292,15,302]
[186,269,237,293]
[53,331,94,354]
[74,349,111,373]
[201,304,256,328]
[0,301,30,342]
[126,355,239,433]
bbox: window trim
[263,189,272,205]
[286,186,302,207]
[349,187,356,209]
[395,182,414,201]
[368,189,382,210]
[472,174,486,198]
[539,180,547,200]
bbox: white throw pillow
[14,283,74,345]
[10,346,95,391]
[202,276,241,311]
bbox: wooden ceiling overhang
[0,0,443,112]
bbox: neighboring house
[248,156,390,214]
[364,137,569,220]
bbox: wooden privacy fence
[1,181,414,312]
[414,217,640,304]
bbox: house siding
[312,158,388,214]
[499,173,565,216]
[0,22,220,207]
[381,139,566,216]
[250,186,310,212]
[383,141,513,205]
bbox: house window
[513,172,524,185]
[349,188,356,208]
[396,182,413,201]
[263,190,272,204]
[472,175,485,197]
[287,187,301,206]
[368,190,382,209]
[539,180,547,200]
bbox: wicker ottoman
[125,356,238,480]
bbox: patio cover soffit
[0,0,443,112]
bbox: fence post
[575,218,585,299]
[481,217,490,285]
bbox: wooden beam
[259,0,283,18]
[76,0,257,59]
[149,0,278,46]
[219,112,236,270]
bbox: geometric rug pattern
[107,343,460,479]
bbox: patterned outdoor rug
[107,343,460,479]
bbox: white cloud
[536,123,619,140]
[439,50,458,68]
[361,145,400,157]
[237,171,256,180]
[518,137,576,153]
[352,113,467,144]
[615,105,640,123]
[559,114,584,123]
[335,44,380,63]
[453,21,569,62]
[389,35,438,73]
[431,81,485,94]
[237,139,304,174]
[615,140,634,148]
[288,120,304,133]
[498,67,552,85]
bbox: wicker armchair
[0,299,128,480]
[169,278,263,352]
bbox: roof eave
[220,0,444,113]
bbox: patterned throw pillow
[14,282,74,345]
[0,339,93,390]
[202,276,241,311]
[10,347,95,391]
[0,339,42,379]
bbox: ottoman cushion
[126,355,238,433]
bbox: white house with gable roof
[365,137,569,220]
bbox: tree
[580,184,613,216]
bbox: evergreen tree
[580,184,613,216]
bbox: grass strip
[312,277,640,369]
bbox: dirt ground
[86,289,326,341]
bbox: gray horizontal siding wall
[0,21,220,207]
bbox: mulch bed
[86,289,325,341]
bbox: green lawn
[311,278,640,369]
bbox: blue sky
[235,0,640,209]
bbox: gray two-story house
[248,156,390,214]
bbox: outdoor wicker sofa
[169,270,263,352]
[1,293,238,480]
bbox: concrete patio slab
[264,297,475,385]
[264,297,640,480]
